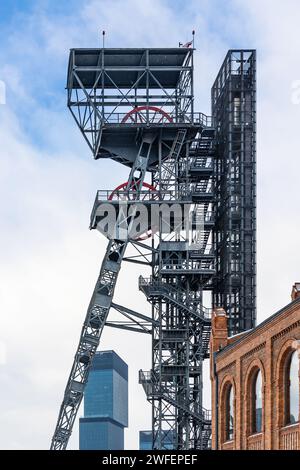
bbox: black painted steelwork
[212,50,256,335]
[51,47,256,450]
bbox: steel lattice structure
[50,47,256,450]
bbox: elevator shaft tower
[212,50,256,335]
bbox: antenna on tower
[102,30,105,49]
[179,32,194,49]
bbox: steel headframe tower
[51,47,256,450]
[212,50,256,335]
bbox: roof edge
[216,296,300,358]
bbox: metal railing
[89,189,215,230]
[202,407,212,422]
[93,189,173,202]
[92,186,214,205]
[139,276,212,319]
[191,181,215,194]
[191,158,214,169]
[179,158,214,175]
[189,245,214,256]
[192,210,215,224]
[159,258,215,272]
[98,111,212,127]
[139,368,212,423]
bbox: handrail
[158,259,215,270]
[139,276,212,319]
[139,369,212,422]
[71,110,213,127]
[93,189,176,202]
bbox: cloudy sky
[0,0,300,450]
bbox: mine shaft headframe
[66,47,201,160]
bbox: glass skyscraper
[139,431,152,450]
[79,350,128,450]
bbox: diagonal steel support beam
[105,322,151,334]
[111,302,158,325]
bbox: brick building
[210,283,300,450]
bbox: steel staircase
[139,276,211,359]
[139,276,211,320]
[139,370,211,424]
[154,129,187,194]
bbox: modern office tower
[139,431,152,451]
[79,350,128,450]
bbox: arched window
[225,384,234,441]
[252,369,262,433]
[285,351,299,425]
